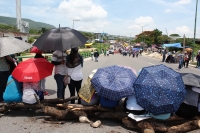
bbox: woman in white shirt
[66,47,83,104]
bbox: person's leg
[74,80,83,104]
[0,71,9,101]
[181,59,184,68]
[40,78,45,91]
[163,55,166,62]
[186,60,189,67]
[178,60,182,69]
[54,74,65,99]
[68,79,76,103]
[183,60,185,68]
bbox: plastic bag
[63,75,71,86]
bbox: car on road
[109,49,114,54]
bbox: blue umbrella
[132,48,140,51]
[91,65,137,101]
[133,64,186,115]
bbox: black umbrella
[33,27,88,51]
[180,73,200,88]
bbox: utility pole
[16,0,21,31]
[165,28,169,44]
[192,0,198,62]
[137,24,148,43]
[72,19,80,29]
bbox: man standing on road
[178,51,184,70]
[162,49,167,62]
[90,49,94,61]
[94,50,99,62]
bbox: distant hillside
[0,16,55,29]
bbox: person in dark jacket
[66,47,83,104]
[196,52,200,68]
[94,50,99,62]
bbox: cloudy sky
[0,0,199,38]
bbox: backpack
[3,75,22,103]
[100,96,119,108]
[175,103,198,119]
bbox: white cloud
[175,26,190,34]
[165,9,172,13]
[134,16,154,25]
[57,0,107,21]
[174,0,191,5]
[168,26,192,37]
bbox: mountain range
[0,16,55,29]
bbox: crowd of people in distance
[119,48,143,58]
[160,48,200,70]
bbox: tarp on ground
[163,43,183,48]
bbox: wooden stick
[41,96,79,104]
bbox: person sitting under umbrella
[0,55,15,102]
[33,48,49,96]
[22,81,44,104]
[65,47,83,104]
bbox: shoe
[43,91,49,96]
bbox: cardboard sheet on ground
[128,113,151,122]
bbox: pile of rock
[147,52,162,59]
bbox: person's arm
[51,61,63,65]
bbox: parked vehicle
[109,49,114,54]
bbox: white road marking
[148,62,155,65]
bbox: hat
[22,89,38,104]
[126,95,144,110]
[150,113,171,120]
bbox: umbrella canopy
[33,27,88,51]
[185,48,193,52]
[0,37,32,57]
[132,48,140,51]
[12,58,54,82]
[133,64,186,115]
[30,46,43,54]
[91,65,137,101]
[181,73,200,87]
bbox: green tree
[28,37,34,44]
[169,34,180,37]
[29,28,39,34]
[152,29,162,44]
[0,24,19,31]
[38,27,49,34]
